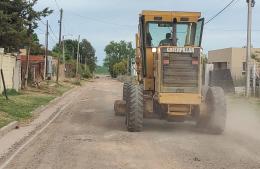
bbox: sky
[35,0,260,65]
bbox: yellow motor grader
[114,10,227,134]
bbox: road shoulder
[0,84,82,164]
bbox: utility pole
[62,35,66,72]
[76,35,80,76]
[245,0,255,97]
[56,8,63,83]
[44,20,49,80]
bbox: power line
[62,22,68,36]
[67,11,135,28]
[48,25,59,40]
[205,28,260,32]
[39,20,46,26]
[38,20,59,44]
[36,27,45,34]
[49,34,57,44]
[53,0,60,10]
[205,0,240,25]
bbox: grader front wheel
[115,82,129,116]
[126,84,144,132]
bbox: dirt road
[3,78,260,169]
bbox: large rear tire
[200,87,227,134]
[126,84,144,132]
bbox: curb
[0,87,81,169]
[0,121,18,139]
[0,85,82,167]
[0,85,79,139]
[31,85,79,116]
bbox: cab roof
[141,10,202,22]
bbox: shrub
[71,79,81,86]
[112,59,127,78]
[79,64,92,79]
[65,60,92,79]
[2,89,20,96]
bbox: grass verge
[0,80,76,128]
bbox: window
[194,19,204,47]
[146,21,202,47]
[213,62,227,70]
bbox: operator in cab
[159,33,173,46]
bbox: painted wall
[208,48,260,80]
[0,54,21,92]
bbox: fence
[0,54,21,93]
[209,69,235,93]
[19,55,45,87]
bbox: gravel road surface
[4,78,260,169]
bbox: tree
[52,39,78,60]
[52,38,97,73]
[252,53,260,62]
[80,39,97,73]
[30,33,45,55]
[113,59,128,76]
[104,41,135,77]
[0,0,52,52]
[95,66,109,75]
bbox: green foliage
[113,59,127,77]
[95,66,109,75]
[30,33,45,55]
[52,39,78,59]
[2,89,20,96]
[251,53,260,62]
[80,39,97,73]
[71,79,81,86]
[63,59,92,79]
[104,41,135,78]
[52,39,97,73]
[64,60,77,78]
[0,94,54,120]
[0,0,53,52]
[79,64,92,79]
[0,81,73,128]
[0,112,13,128]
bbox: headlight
[152,48,157,53]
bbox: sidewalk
[0,85,83,163]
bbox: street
[4,78,260,169]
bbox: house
[18,54,45,87]
[208,47,260,81]
[19,49,56,81]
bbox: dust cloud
[226,96,260,140]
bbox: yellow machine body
[135,10,204,118]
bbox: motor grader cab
[114,11,227,134]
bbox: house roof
[18,55,44,62]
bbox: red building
[19,55,45,85]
